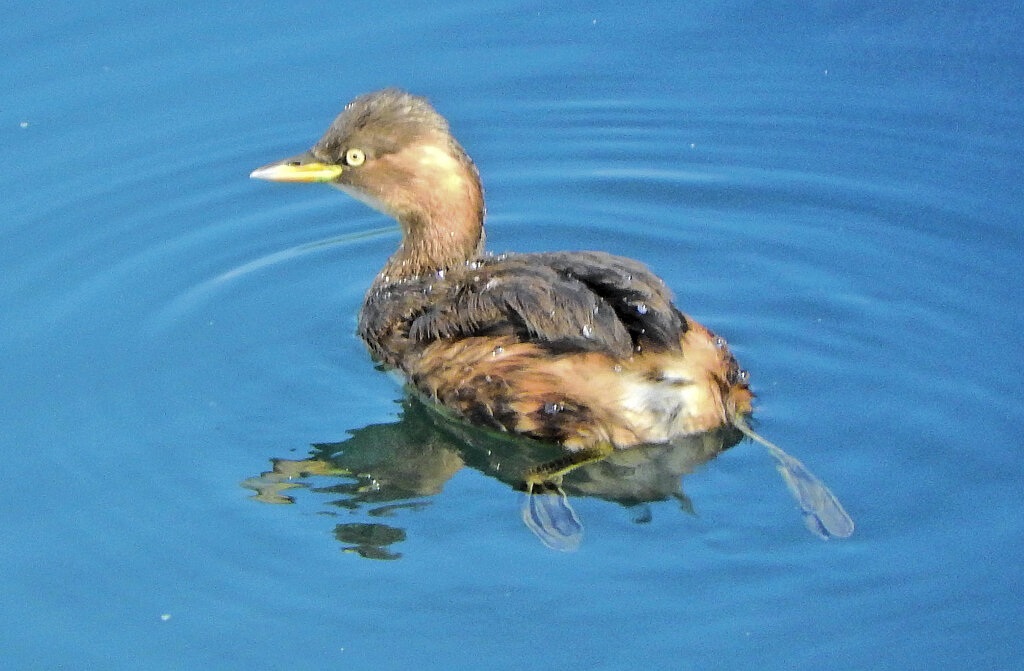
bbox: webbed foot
[732,417,854,539]
[518,443,616,551]
[521,479,582,551]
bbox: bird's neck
[375,144,485,282]
[379,219,485,282]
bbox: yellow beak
[249,152,344,183]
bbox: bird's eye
[345,148,366,167]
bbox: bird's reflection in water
[241,395,743,558]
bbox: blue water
[3,2,1022,669]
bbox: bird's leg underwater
[519,442,616,552]
[522,443,617,491]
[731,414,854,539]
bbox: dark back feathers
[359,251,687,368]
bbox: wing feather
[358,251,686,366]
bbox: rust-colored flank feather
[250,88,853,540]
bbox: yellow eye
[345,148,366,166]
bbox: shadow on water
[241,394,744,558]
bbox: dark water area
[3,2,1022,669]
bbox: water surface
[3,2,1022,669]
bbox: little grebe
[251,89,853,539]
